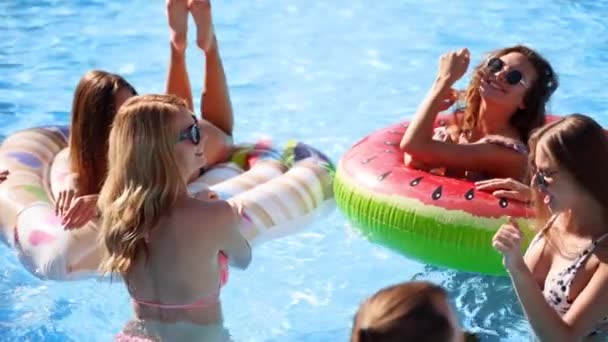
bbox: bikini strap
[527,214,560,249]
[590,232,608,249]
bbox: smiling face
[479,52,538,121]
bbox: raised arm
[494,220,608,341]
[400,49,469,164]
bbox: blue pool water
[2,1,608,341]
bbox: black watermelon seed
[432,186,443,200]
[499,198,508,208]
[410,177,423,186]
[465,189,474,200]
[361,156,377,164]
[378,171,392,181]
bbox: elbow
[400,137,429,166]
[399,135,421,154]
[232,242,252,270]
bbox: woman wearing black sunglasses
[400,45,558,181]
[491,114,608,340]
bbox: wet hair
[69,70,137,195]
[351,281,455,342]
[459,45,558,143]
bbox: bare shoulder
[180,198,238,233]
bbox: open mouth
[481,77,506,93]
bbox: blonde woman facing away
[99,94,250,341]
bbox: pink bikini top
[132,252,229,310]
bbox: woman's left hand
[475,178,532,203]
[492,217,526,271]
[62,194,99,230]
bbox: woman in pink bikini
[400,45,558,181]
[99,94,251,341]
[493,114,608,340]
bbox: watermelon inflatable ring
[334,115,536,276]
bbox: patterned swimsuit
[526,218,608,335]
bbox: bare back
[124,196,250,340]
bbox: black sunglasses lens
[506,70,523,85]
[487,58,503,72]
[536,172,546,187]
[191,125,201,145]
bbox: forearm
[508,262,576,342]
[166,44,194,111]
[400,78,452,151]
[202,36,234,136]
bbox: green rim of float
[334,116,540,276]
[334,167,534,276]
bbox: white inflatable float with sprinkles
[0,125,335,280]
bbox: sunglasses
[176,115,202,145]
[486,57,528,88]
[534,169,557,189]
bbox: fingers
[62,198,82,228]
[492,190,525,202]
[61,190,75,216]
[492,227,522,253]
[458,48,470,58]
[56,190,68,215]
[475,178,507,189]
[69,205,96,229]
[475,178,520,190]
[507,216,521,230]
[62,199,96,229]
[492,238,511,253]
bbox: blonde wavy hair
[98,94,190,276]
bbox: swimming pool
[1,0,607,341]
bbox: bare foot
[189,0,215,53]
[166,0,189,53]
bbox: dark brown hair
[459,45,558,143]
[528,114,608,226]
[351,281,455,342]
[69,70,137,195]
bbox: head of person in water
[99,94,204,276]
[528,114,608,226]
[351,281,464,342]
[69,70,137,195]
[461,45,558,143]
